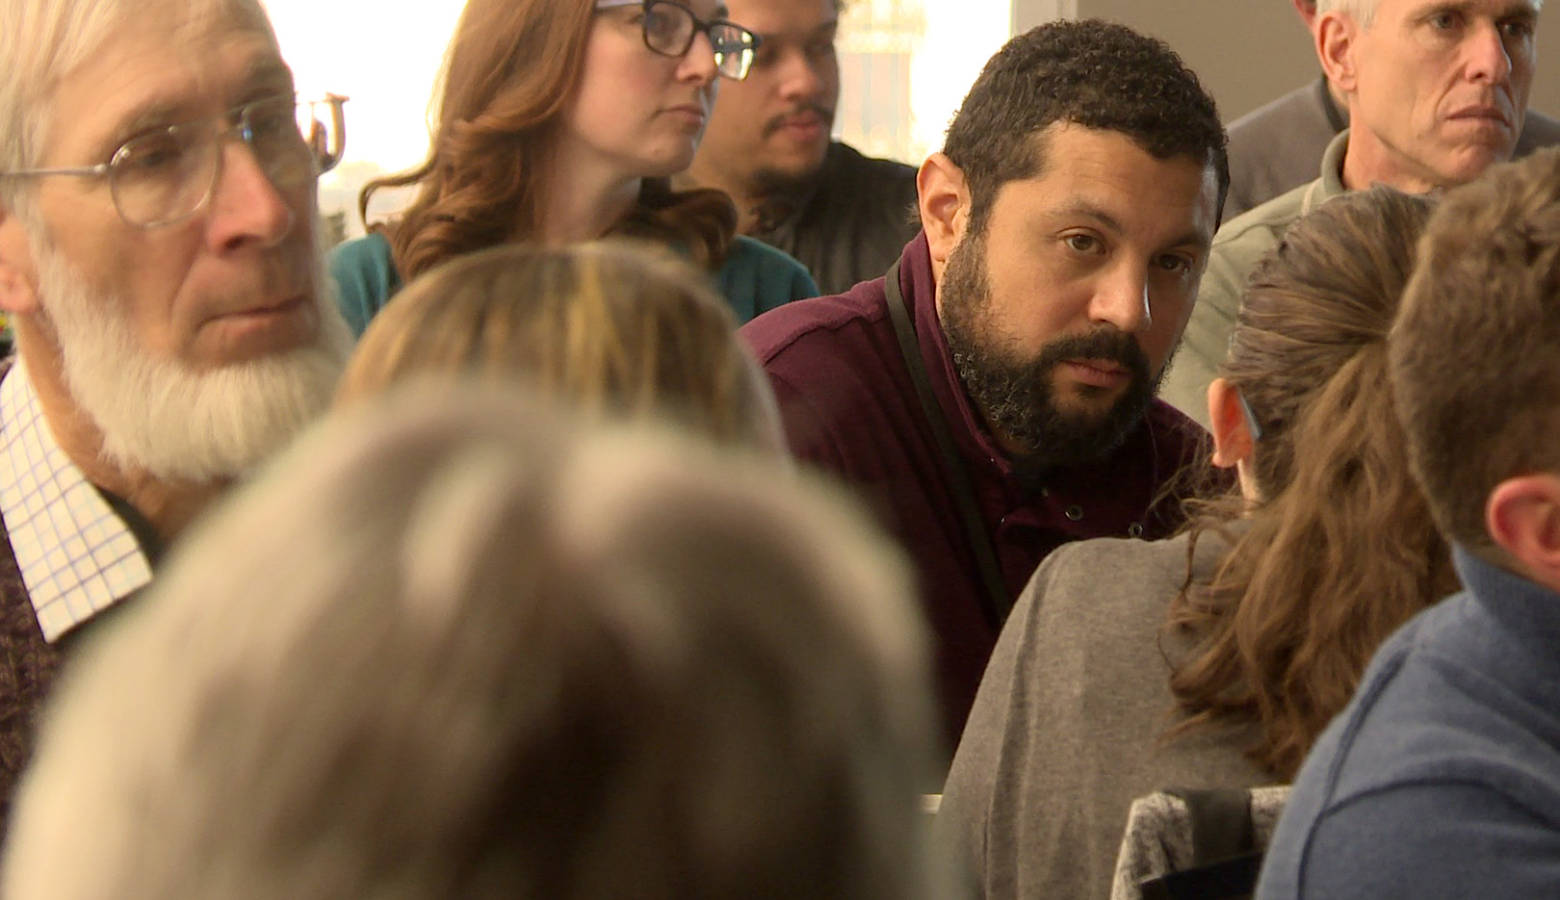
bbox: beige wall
[1012,0,1560,122]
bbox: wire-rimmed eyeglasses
[594,0,762,81]
[0,94,347,230]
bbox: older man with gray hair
[0,0,351,828]
[1221,0,1560,221]
[1162,0,1544,427]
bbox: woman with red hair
[330,0,817,334]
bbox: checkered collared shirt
[0,359,152,642]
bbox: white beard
[31,237,353,484]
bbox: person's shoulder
[1226,82,1321,140]
[1264,614,1560,900]
[817,142,920,235]
[721,236,818,307]
[1036,532,1195,600]
[1283,602,1467,801]
[727,234,806,272]
[328,232,393,272]
[715,237,819,322]
[1213,180,1313,250]
[1329,594,1560,792]
[1267,777,1560,899]
[825,141,917,184]
[327,233,398,336]
[740,279,888,366]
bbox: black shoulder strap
[883,261,1013,627]
[1165,787,1257,865]
[1139,787,1263,900]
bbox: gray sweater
[937,530,1275,899]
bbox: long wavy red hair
[358,0,735,282]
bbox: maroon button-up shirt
[741,233,1210,745]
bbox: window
[261,0,1012,240]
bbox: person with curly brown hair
[329,0,818,333]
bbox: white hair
[1315,0,1544,26]
[4,386,947,900]
[0,0,277,211]
[1314,0,1378,24]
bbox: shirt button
[1065,505,1084,521]
[1127,522,1144,538]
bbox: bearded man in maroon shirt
[741,20,1229,745]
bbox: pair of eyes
[113,101,299,177]
[1422,11,1535,40]
[750,36,836,69]
[622,7,756,55]
[636,7,732,41]
[1062,233,1195,274]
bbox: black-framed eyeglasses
[594,0,762,81]
[0,94,347,230]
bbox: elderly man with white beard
[0,0,353,831]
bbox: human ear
[1207,377,1255,469]
[1486,474,1560,588]
[1316,10,1359,93]
[0,208,40,316]
[917,152,971,270]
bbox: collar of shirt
[0,358,153,642]
[1315,74,1348,133]
[1451,544,1560,697]
[1306,129,1351,214]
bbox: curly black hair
[944,19,1228,231]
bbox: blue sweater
[328,232,817,336]
[1257,547,1560,898]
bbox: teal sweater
[329,232,818,336]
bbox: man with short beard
[0,0,351,829]
[741,20,1228,743]
[679,0,919,295]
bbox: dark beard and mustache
[939,229,1161,478]
[748,104,836,204]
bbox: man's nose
[1089,265,1151,334]
[777,47,826,101]
[1465,21,1515,85]
[204,139,296,252]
